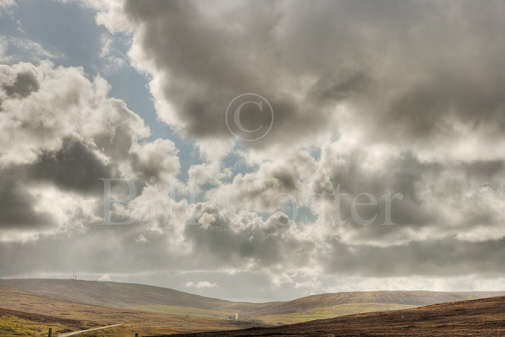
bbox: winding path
[58,324,123,337]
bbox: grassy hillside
[254,302,416,324]
[131,305,230,319]
[2,279,504,326]
[0,279,236,310]
[165,295,505,337]
[0,285,262,336]
[0,307,97,336]
[231,290,486,316]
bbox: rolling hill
[164,295,505,337]
[0,279,235,310]
[226,290,485,315]
[2,279,504,325]
[0,284,261,336]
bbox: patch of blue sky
[307,146,321,162]
[4,0,203,180]
[221,143,259,181]
[7,0,104,68]
[258,202,319,226]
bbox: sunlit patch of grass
[256,303,417,324]
[0,314,67,336]
[130,305,230,319]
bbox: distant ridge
[1,278,504,324]
[0,278,235,309]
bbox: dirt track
[58,324,123,337]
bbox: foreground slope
[165,295,505,337]
[0,285,260,336]
[0,307,100,336]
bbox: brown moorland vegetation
[0,285,261,336]
[2,279,504,324]
[164,295,505,337]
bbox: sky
[1,0,505,302]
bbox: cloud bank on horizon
[1,0,505,300]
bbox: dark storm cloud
[27,138,116,194]
[106,0,505,151]
[118,0,338,148]
[321,238,505,277]
[308,69,371,103]
[310,147,505,243]
[313,151,441,227]
[0,168,55,230]
[2,70,39,98]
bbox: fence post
[48,328,52,337]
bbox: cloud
[185,281,218,288]
[98,33,127,72]
[4,1,505,300]
[0,61,179,241]
[135,235,149,243]
[0,169,55,231]
[2,58,505,284]
[0,0,16,16]
[98,274,112,281]
[89,0,505,161]
[0,35,58,63]
[129,138,181,182]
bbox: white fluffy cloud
[186,281,218,288]
[98,274,112,281]
[0,61,180,242]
